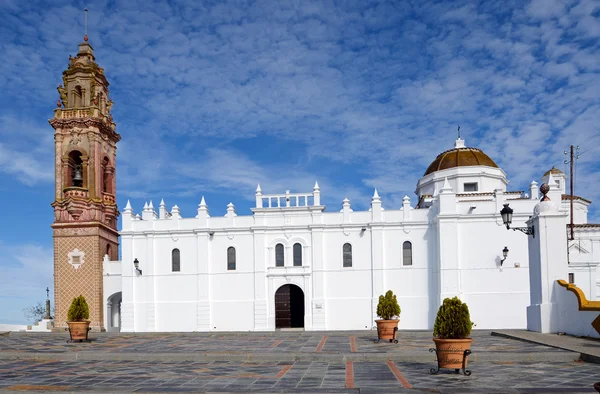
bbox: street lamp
[500,246,509,266]
[500,203,535,237]
[133,258,142,275]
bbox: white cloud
[0,241,53,325]
[0,116,54,185]
[0,0,599,220]
[526,0,567,19]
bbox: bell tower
[50,34,120,331]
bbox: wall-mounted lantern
[133,258,142,275]
[500,246,509,266]
[500,203,535,237]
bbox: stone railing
[54,106,110,121]
[102,192,116,204]
[64,186,89,199]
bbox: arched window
[343,243,352,267]
[403,241,413,266]
[227,247,236,270]
[275,243,284,267]
[72,85,83,107]
[293,243,302,266]
[172,249,180,272]
[102,157,110,193]
[67,150,84,188]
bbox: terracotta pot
[375,319,399,341]
[67,321,90,341]
[433,338,473,369]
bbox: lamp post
[133,258,142,275]
[500,203,535,237]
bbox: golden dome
[543,166,564,176]
[424,146,498,176]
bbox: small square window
[464,182,478,192]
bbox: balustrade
[63,186,89,199]
[102,192,116,204]
[260,192,314,208]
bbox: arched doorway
[106,292,122,332]
[275,284,305,329]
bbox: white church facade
[48,36,599,334]
[102,138,599,333]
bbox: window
[343,243,352,267]
[568,273,575,284]
[293,243,302,266]
[72,86,83,107]
[102,157,110,193]
[67,150,84,188]
[172,249,180,272]
[464,182,478,192]
[403,241,412,266]
[275,243,284,267]
[106,244,111,259]
[227,247,236,270]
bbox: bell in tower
[49,21,121,332]
[72,164,83,187]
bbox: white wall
[0,324,27,332]
[557,283,600,338]
[110,162,597,332]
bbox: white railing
[260,190,314,208]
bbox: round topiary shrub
[433,296,474,339]
[67,295,89,322]
[376,290,401,320]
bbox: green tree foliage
[376,290,401,320]
[433,297,474,339]
[67,295,89,322]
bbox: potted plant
[66,295,91,342]
[374,290,401,343]
[431,297,474,375]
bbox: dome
[543,166,564,176]
[424,139,498,176]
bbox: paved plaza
[0,330,598,393]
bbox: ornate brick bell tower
[50,34,120,331]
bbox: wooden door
[275,285,291,328]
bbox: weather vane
[84,8,88,41]
[457,125,461,139]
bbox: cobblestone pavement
[0,359,599,393]
[0,330,572,357]
[0,331,598,393]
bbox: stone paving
[493,330,600,362]
[0,330,598,393]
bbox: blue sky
[0,0,599,324]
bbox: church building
[51,38,600,333]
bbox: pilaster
[253,229,268,330]
[526,198,569,333]
[371,224,384,322]
[311,227,326,330]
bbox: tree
[23,301,53,323]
